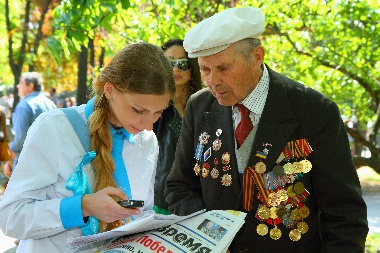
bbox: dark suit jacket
[165,66,368,253]
[153,101,182,210]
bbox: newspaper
[66,210,205,252]
[76,210,246,253]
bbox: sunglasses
[169,59,191,71]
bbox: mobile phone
[118,200,144,208]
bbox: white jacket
[0,105,158,252]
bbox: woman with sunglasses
[153,39,203,215]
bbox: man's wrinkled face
[198,44,263,106]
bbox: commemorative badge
[221,173,232,186]
[202,163,210,178]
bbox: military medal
[283,162,295,174]
[300,159,312,173]
[298,205,310,218]
[277,188,288,202]
[293,181,304,194]
[252,139,314,242]
[221,173,232,186]
[193,163,201,176]
[289,229,301,241]
[287,184,297,198]
[193,132,210,176]
[212,129,222,151]
[282,213,294,226]
[297,138,313,173]
[199,132,210,145]
[270,226,282,240]
[270,206,279,219]
[257,205,271,220]
[277,205,287,218]
[268,192,281,207]
[201,163,210,178]
[221,152,230,165]
[257,224,268,236]
[293,161,303,173]
[273,164,284,176]
[210,168,219,179]
[212,139,222,151]
[297,221,309,234]
[255,161,266,173]
[291,208,301,221]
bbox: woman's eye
[133,108,144,114]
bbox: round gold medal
[273,165,284,176]
[291,208,301,221]
[293,161,303,173]
[255,161,266,174]
[289,229,301,241]
[297,221,309,234]
[283,162,295,174]
[293,181,305,194]
[298,205,310,218]
[270,227,282,240]
[268,192,281,207]
[277,206,287,218]
[287,185,296,197]
[270,206,278,219]
[277,188,289,202]
[256,223,268,236]
[300,159,312,173]
[257,205,271,220]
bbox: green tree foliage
[3,0,60,106]
[1,0,379,173]
[257,0,380,172]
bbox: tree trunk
[76,45,89,106]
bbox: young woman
[153,39,203,215]
[0,42,175,252]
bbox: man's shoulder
[268,67,331,104]
[190,87,215,102]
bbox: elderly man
[3,72,56,178]
[165,7,368,253]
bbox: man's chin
[215,97,236,107]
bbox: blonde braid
[88,94,123,232]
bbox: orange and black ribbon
[243,166,271,211]
[243,167,255,211]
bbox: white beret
[184,7,265,58]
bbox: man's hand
[81,187,141,223]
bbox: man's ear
[251,45,265,66]
[26,82,35,92]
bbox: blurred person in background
[2,72,56,179]
[152,39,203,215]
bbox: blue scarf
[66,97,134,235]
